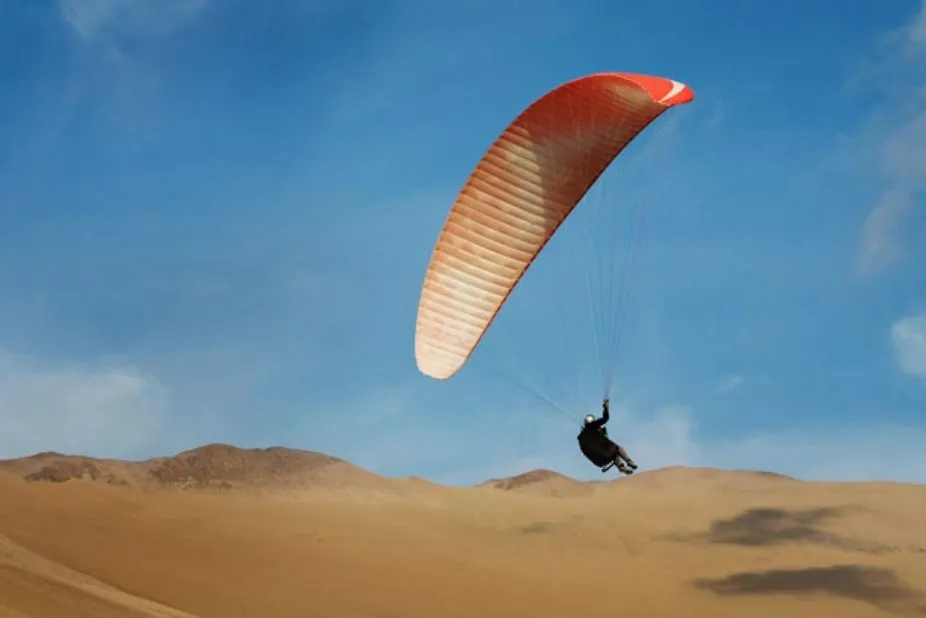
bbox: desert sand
[0,445,924,618]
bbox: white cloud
[617,403,702,469]
[0,347,169,459]
[891,312,926,378]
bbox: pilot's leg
[616,443,637,470]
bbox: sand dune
[478,468,598,498]
[1,446,925,618]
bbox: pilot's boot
[616,444,637,471]
[616,461,633,475]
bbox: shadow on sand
[694,565,926,615]
[672,506,922,555]
[701,506,849,546]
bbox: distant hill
[0,444,386,492]
[0,444,813,496]
[477,469,597,497]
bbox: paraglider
[578,399,637,474]
[414,71,694,474]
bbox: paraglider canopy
[414,72,694,381]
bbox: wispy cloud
[624,406,926,486]
[718,374,745,394]
[855,1,926,275]
[0,347,169,459]
[58,0,209,42]
[859,190,917,274]
[714,423,926,485]
[427,395,926,486]
[54,0,210,132]
[426,399,704,486]
[891,312,926,379]
[892,0,926,57]
[618,403,702,469]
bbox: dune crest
[0,533,198,618]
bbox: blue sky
[1,0,924,485]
